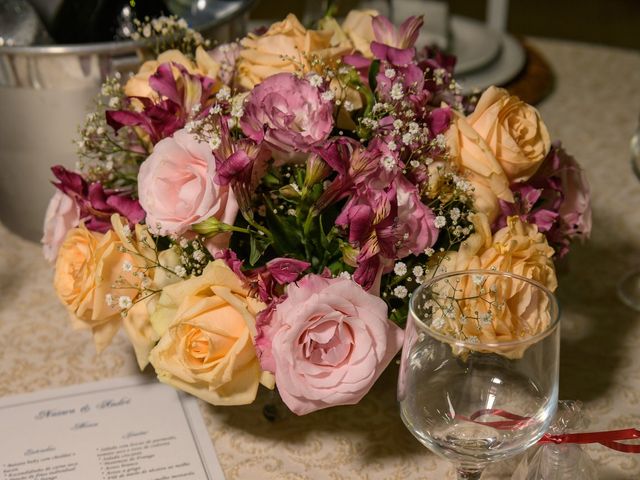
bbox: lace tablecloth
[1,38,640,479]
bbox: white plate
[455,32,526,94]
[445,16,503,75]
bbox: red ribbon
[540,430,640,453]
[458,409,640,453]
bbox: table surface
[1,38,640,479]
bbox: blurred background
[248,0,640,50]
[448,0,639,50]
[20,0,640,50]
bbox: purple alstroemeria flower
[266,258,311,285]
[315,138,400,212]
[212,115,270,213]
[51,165,145,233]
[395,176,439,258]
[336,185,398,290]
[106,62,216,145]
[370,15,423,66]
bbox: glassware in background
[50,0,169,44]
[617,116,640,311]
[165,0,252,33]
[398,270,560,480]
[0,0,51,47]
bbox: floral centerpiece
[43,12,590,415]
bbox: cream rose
[446,111,514,222]
[110,215,181,370]
[236,14,351,90]
[125,46,220,100]
[148,260,274,405]
[468,86,551,183]
[54,224,138,353]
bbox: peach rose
[148,260,274,405]
[467,86,551,183]
[110,215,181,370]
[432,214,557,355]
[125,46,220,100]
[437,213,557,289]
[341,9,378,58]
[236,14,351,90]
[318,9,377,57]
[54,223,138,353]
[446,111,514,222]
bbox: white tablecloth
[1,38,640,479]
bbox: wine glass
[398,270,560,479]
[617,117,640,311]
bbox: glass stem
[456,467,483,480]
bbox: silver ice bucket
[0,0,255,242]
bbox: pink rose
[42,190,80,263]
[138,129,238,239]
[395,177,438,258]
[261,274,404,415]
[556,148,591,241]
[240,73,334,153]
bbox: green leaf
[264,203,301,256]
[318,214,329,249]
[368,59,380,92]
[249,235,272,266]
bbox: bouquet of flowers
[43,12,590,415]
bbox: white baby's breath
[393,285,408,299]
[394,262,407,276]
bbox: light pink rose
[396,177,438,258]
[557,150,592,241]
[138,129,238,239]
[240,72,334,153]
[42,190,80,263]
[263,274,404,415]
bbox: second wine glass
[398,270,560,479]
[617,117,640,311]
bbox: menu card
[0,376,225,480]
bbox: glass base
[457,467,483,480]
[618,270,640,311]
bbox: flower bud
[304,154,331,189]
[278,185,302,200]
[191,217,233,237]
[340,241,360,267]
